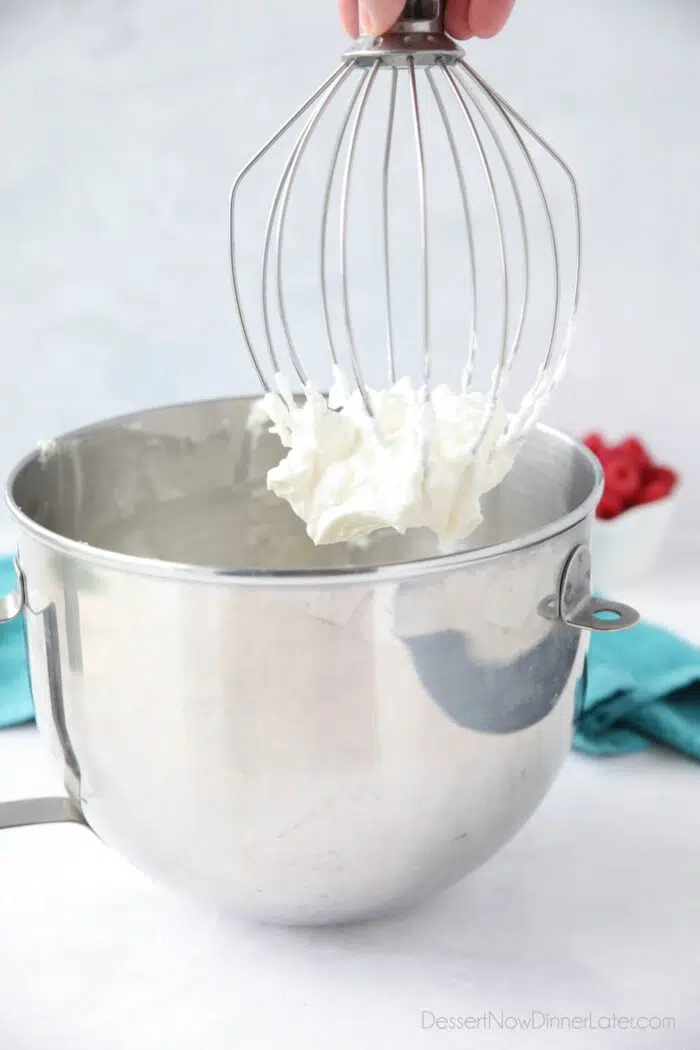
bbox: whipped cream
[250,368,520,548]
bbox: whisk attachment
[229,0,581,532]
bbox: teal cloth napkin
[574,619,700,760]
[0,556,34,728]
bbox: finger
[358,0,407,35]
[339,0,359,37]
[466,0,515,38]
[445,0,472,40]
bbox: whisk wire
[407,57,432,397]
[319,70,369,375]
[467,65,582,318]
[263,88,339,381]
[449,65,530,380]
[425,68,478,391]
[460,66,562,432]
[382,69,399,385]
[460,62,582,439]
[340,63,381,414]
[229,63,350,391]
[440,61,510,454]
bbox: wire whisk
[229,0,581,453]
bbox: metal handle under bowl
[0,544,638,834]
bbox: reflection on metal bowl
[0,397,637,925]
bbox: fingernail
[359,3,376,35]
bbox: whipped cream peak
[253,369,520,548]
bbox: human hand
[339,0,514,40]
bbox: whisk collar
[344,33,463,68]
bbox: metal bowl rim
[4,396,604,587]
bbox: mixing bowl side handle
[0,796,87,831]
[0,557,89,833]
[0,555,25,623]
[540,544,640,634]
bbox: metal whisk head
[230,0,581,446]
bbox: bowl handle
[0,556,25,624]
[540,544,640,633]
[0,797,86,831]
[0,557,88,833]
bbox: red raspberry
[636,467,678,505]
[649,466,678,492]
[596,490,625,520]
[637,480,671,506]
[614,437,650,470]
[583,432,606,459]
[604,456,642,505]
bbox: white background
[0,0,698,530]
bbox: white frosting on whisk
[252,369,520,547]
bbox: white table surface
[0,540,699,1049]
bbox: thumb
[359,0,406,35]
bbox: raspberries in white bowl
[582,433,680,587]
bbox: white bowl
[591,493,678,591]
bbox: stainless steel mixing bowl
[0,398,638,925]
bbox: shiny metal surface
[0,797,85,831]
[229,0,581,460]
[2,398,637,925]
[394,0,445,35]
